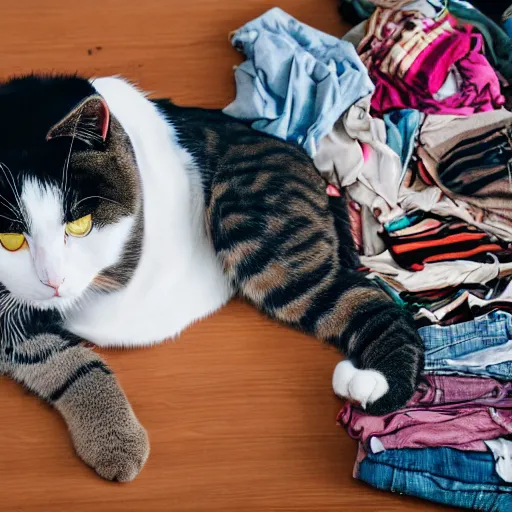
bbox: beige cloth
[409,109,512,241]
[362,251,512,292]
[314,95,403,224]
[342,21,368,47]
[419,109,512,159]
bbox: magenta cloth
[338,376,512,452]
[359,12,504,116]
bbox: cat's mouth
[30,293,79,312]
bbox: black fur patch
[0,75,140,234]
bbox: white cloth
[361,251,512,292]
[485,439,512,483]
[342,21,368,47]
[398,184,512,242]
[446,340,512,371]
[315,95,403,231]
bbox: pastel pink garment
[359,10,504,115]
[338,376,512,452]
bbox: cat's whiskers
[0,162,23,216]
[0,292,27,351]
[61,112,81,205]
[72,195,127,212]
[0,192,21,219]
[77,127,103,143]
[0,213,23,224]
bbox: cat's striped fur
[166,103,425,416]
[0,329,148,481]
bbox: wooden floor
[0,1,452,511]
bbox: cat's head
[0,75,142,310]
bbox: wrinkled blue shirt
[223,8,374,157]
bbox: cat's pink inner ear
[98,98,110,141]
[46,94,110,142]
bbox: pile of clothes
[223,2,512,510]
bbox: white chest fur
[65,78,233,346]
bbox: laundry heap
[223,3,512,511]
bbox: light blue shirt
[223,8,374,157]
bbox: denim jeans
[419,311,512,380]
[358,448,512,511]
[223,7,374,157]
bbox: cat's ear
[46,94,110,144]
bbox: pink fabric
[361,142,372,162]
[326,184,341,197]
[360,12,505,115]
[338,376,512,452]
[348,200,363,253]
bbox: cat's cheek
[56,269,91,300]
[0,249,50,301]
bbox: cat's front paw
[73,416,150,482]
[332,360,389,409]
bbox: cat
[0,74,424,482]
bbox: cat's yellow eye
[0,233,26,252]
[65,214,92,238]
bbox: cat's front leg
[2,333,149,481]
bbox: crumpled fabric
[419,108,512,149]
[448,0,512,82]
[314,95,403,221]
[340,0,512,82]
[398,167,512,242]
[414,109,512,239]
[361,251,512,292]
[223,7,375,157]
[340,375,512,453]
[358,10,505,115]
[372,0,443,10]
[383,109,423,179]
[485,439,512,484]
[446,340,512,375]
[342,20,368,47]
[418,119,512,225]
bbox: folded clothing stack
[223,3,512,510]
[339,327,512,510]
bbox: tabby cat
[0,75,424,481]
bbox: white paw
[332,360,389,409]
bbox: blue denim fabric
[383,109,423,180]
[223,8,375,157]
[358,448,512,512]
[419,311,512,380]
